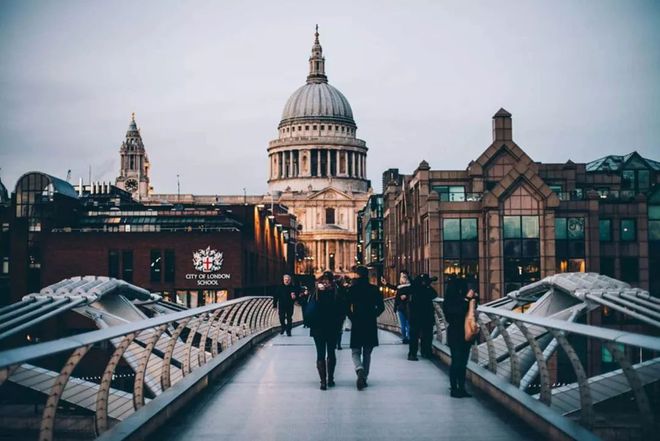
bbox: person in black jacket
[273,274,298,336]
[407,273,438,361]
[394,270,412,344]
[309,271,344,390]
[442,276,477,398]
[347,266,385,390]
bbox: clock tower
[116,113,151,200]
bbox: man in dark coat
[273,274,298,336]
[347,266,385,390]
[408,273,438,361]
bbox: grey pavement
[156,326,538,441]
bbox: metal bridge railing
[378,296,660,438]
[0,296,288,441]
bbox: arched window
[325,208,335,224]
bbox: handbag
[304,293,319,327]
[464,298,479,342]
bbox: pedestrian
[394,270,412,344]
[408,273,438,361]
[335,276,350,350]
[273,274,298,336]
[347,265,384,390]
[442,276,478,398]
[309,271,344,390]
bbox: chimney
[492,108,512,142]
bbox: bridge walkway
[155,326,538,441]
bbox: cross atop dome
[307,25,327,84]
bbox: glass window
[2,257,8,274]
[461,219,477,240]
[567,217,585,240]
[443,219,460,240]
[621,219,636,241]
[522,216,540,238]
[650,221,660,242]
[108,250,119,278]
[434,186,465,202]
[599,219,612,241]
[649,206,660,220]
[621,257,639,283]
[122,250,133,282]
[555,218,567,240]
[325,208,335,224]
[150,250,162,282]
[503,216,521,239]
[638,170,650,192]
[621,170,635,190]
[549,184,563,194]
[600,257,615,278]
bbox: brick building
[2,172,295,306]
[382,109,660,301]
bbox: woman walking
[442,276,477,398]
[308,271,344,390]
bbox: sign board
[185,246,231,286]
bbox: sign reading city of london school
[186,246,231,286]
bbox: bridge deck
[156,326,538,441]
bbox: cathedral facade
[267,28,371,275]
[114,28,371,276]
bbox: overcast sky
[1,0,659,195]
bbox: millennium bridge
[0,273,658,441]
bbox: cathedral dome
[278,27,356,128]
[281,82,354,126]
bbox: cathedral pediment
[306,187,354,201]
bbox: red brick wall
[40,231,244,292]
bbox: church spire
[307,25,327,84]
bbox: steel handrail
[0,296,269,369]
[477,305,660,351]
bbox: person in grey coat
[346,266,385,390]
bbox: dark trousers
[313,336,337,362]
[409,320,433,357]
[336,316,346,347]
[449,342,471,391]
[278,306,293,335]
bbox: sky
[1,0,659,195]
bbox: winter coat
[408,283,438,325]
[394,283,412,318]
[347,278,385,348]
[442,278,472,346]
[273,283,299,310]
[309,287,344,340]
